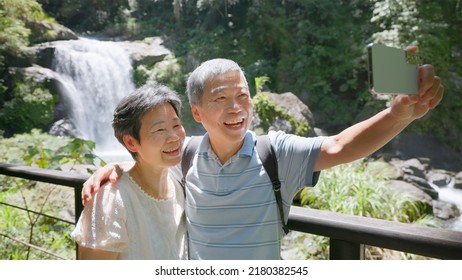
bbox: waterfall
[429,179,462,231]
[439,187,462,231]
[51,37,134,162]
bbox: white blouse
[71,172,187,259]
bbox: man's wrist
[385,107,414,130]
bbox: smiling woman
[71,84,187,260]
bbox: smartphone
[367,43,419,95]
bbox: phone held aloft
[367,43,420,95]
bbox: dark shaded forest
[1,0,461,151]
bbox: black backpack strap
[256,135,289,234]
[180,136,202,260]
[181,136,203,186]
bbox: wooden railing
[1,162,462,260]
[0,163,86,224]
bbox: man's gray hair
[112,84,182,159]
[186,58,248,105]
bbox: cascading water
[51,37,134,162]
[438,185,462,231]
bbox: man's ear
[191,104,202,123]
[122,135,138,153]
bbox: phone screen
[367,44,419,95]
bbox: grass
[0,178,76,260]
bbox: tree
[37,0,130,33]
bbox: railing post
[329,238,365,260]
[74,185,83,260]
[73,185,83,225]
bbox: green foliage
[282,232,329,260]
[0,180,76,259]
[252,92,279,132]
[369,0,462,152]
[0,128,101,170]
[133,54,199,130]
[0,79,55,135]
[172,1,377,130]
[2,0,47,21]
[0,0,57,48]
[254,76,270,95]
[37,0,130,33]
[0,0,33,92]
[2,0,460,150]
[272,1,373,127]
[415,1,462,152]
[23,137,100,170]
[3,0,461,151]
[0,129,101,259]
[1,129,65,164]
[0,1,67,137]
[0,8,30,56]
[300,160,434,223]
[134,54,186,93]
[0,0,64,132]
[252,77,309,136]
[164,0,462,151]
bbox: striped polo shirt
[171,130,325,259]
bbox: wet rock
[385,180,433,214]
[433,200,460,220]
[117,37,171,68]
[455,172,462,190]
[427,170,454,188]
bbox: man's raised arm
[314,64,443,171]
[81,161,134,205]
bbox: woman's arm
[77,246,119,260]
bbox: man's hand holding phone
[367,43,443,122]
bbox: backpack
[181,135,289,234]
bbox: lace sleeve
[71,182,128,252]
